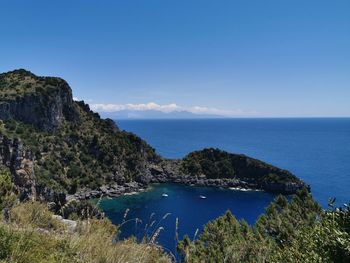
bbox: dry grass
[10,201,64,231]
[74,219,170,263]
[0,201,172,263]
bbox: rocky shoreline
[66,181,143,201]
[66,176,308,202]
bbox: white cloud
[90,102,181,113]
[90,102,254,117]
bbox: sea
[98,118,350,255]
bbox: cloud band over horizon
[89,102,255,117]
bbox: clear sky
[0,0,349,117]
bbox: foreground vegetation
[1,168,350,262]
[0,204,170,263]
[0,171,171,263]
[178,189,350,262]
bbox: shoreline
[66,177,301,202]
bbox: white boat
[162,193,168,197]
[199,195,207,199]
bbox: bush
[0,224,75,263]
[0,226,16,259]
[0,169,17,210]
[10,201,64,231]
[61,200,101,220]
[177,190,350,263]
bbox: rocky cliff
[0,69,79,132]
[0,69,308,203]
[0,134,36,200]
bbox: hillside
[179,148,304,193]
[0,69,307,203]
[0,69,161,200]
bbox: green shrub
[0,169,17,210]
[178,190,349,263]
[0,226,16,259]
[10,201,64,231]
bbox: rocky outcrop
[147,169,307,194]
[261,181,309,194]
[176,148,308,194]
[52,215,77,232]
[0,70,79,132]
[0,134,36,200]
[66,181,143,201]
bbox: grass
[0,201,172,263]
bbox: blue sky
[0,0,349,117]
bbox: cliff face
[0,69,79,132]
[0,134,36,200]
[0,69,307,202]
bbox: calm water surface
[99,183,275,254]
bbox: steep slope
[0,69,307,202]
[0,69,79,131]
[0,69,161,199]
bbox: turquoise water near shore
[99,118,350,255]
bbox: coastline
[66,177,302,202]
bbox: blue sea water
[99,183,275,256]
[99,118,350,254]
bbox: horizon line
[112,116,350,120]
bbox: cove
[98,183,276,255]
